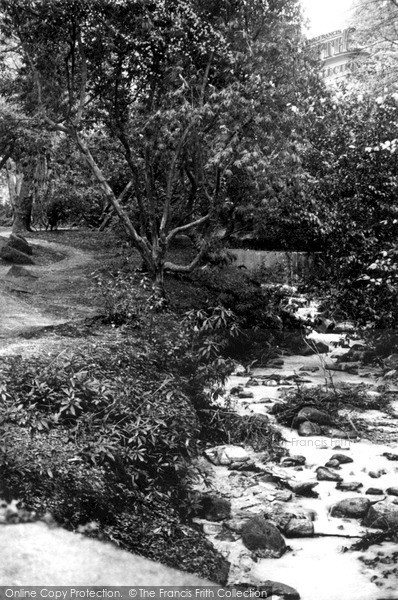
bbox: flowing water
[198,332,398,600]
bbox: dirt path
[0,229,101,355]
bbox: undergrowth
[0,296,283,583]
[276,383,391,429]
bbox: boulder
[295,407,332,426]
[8,233,33,255]
[258,581,300,600]
[336,482,363,492]
[0,246,35,265]
[235,582,300,600]
[330,454,354,465]
[325,460,341,469]
[321,428,359,440]
[196,495,231,522]
[298,422,322,437]
[205,445,249,466]
[263,503,313,532]
[369,469,386,479]
[365,488,384,496]
[238,390,254,399]
[316,467,343,482]
[362,500,398,529]
[331,498,371,519]
[225,518,249,533]
[241,516,286,558]
[270,403,286,415]
[326,362,359,374]
[383,452,398,461]
[284,518,314,538]
[387,487,398,497]
[281,455,306,467]
[288,481,319,497]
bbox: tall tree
[0,0,316,296]
[350,0,398,93]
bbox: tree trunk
[152,267,166,304]
[12,166,34,234]
[5,158,22,218]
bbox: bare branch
[166,214,210,244]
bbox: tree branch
[160,119,197,235]
[164,240,209,273]
[166,214,210,244]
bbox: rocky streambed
[193,331,398,600]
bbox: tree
[302,89,398,326]
[0,0,315,296]
[0,100,53,233]
[349,0,398,93]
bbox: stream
[195,329,398,600]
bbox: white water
[207,333,398,600]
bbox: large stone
[325,459,340,469]
[316,467,343,482]
[196,495,231,522]
[365,488,384,496]
[238,390,254,399]
[8,233,33,255]
[237,581,300,600]
[0,246,35,265]
[288,481,319,497]
[270,403,286,415]
[331,498,371,519]
[205,445,249,466]
[295,407,332,426]
[263,504,313,532]
[0,522,216,585]
[383,452,398,461]
[387,487,398,497]
[336,481,363,492]
[369,469,386,479]
[330,453,354,464]
[284,518,314,538]
[298,422,322,437]
[281,455,306,467]
[321,427,359,440]
[362,500,398,529]
[241,516,286,558]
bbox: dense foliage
[302,91,398,330]
[0,0,325,294]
